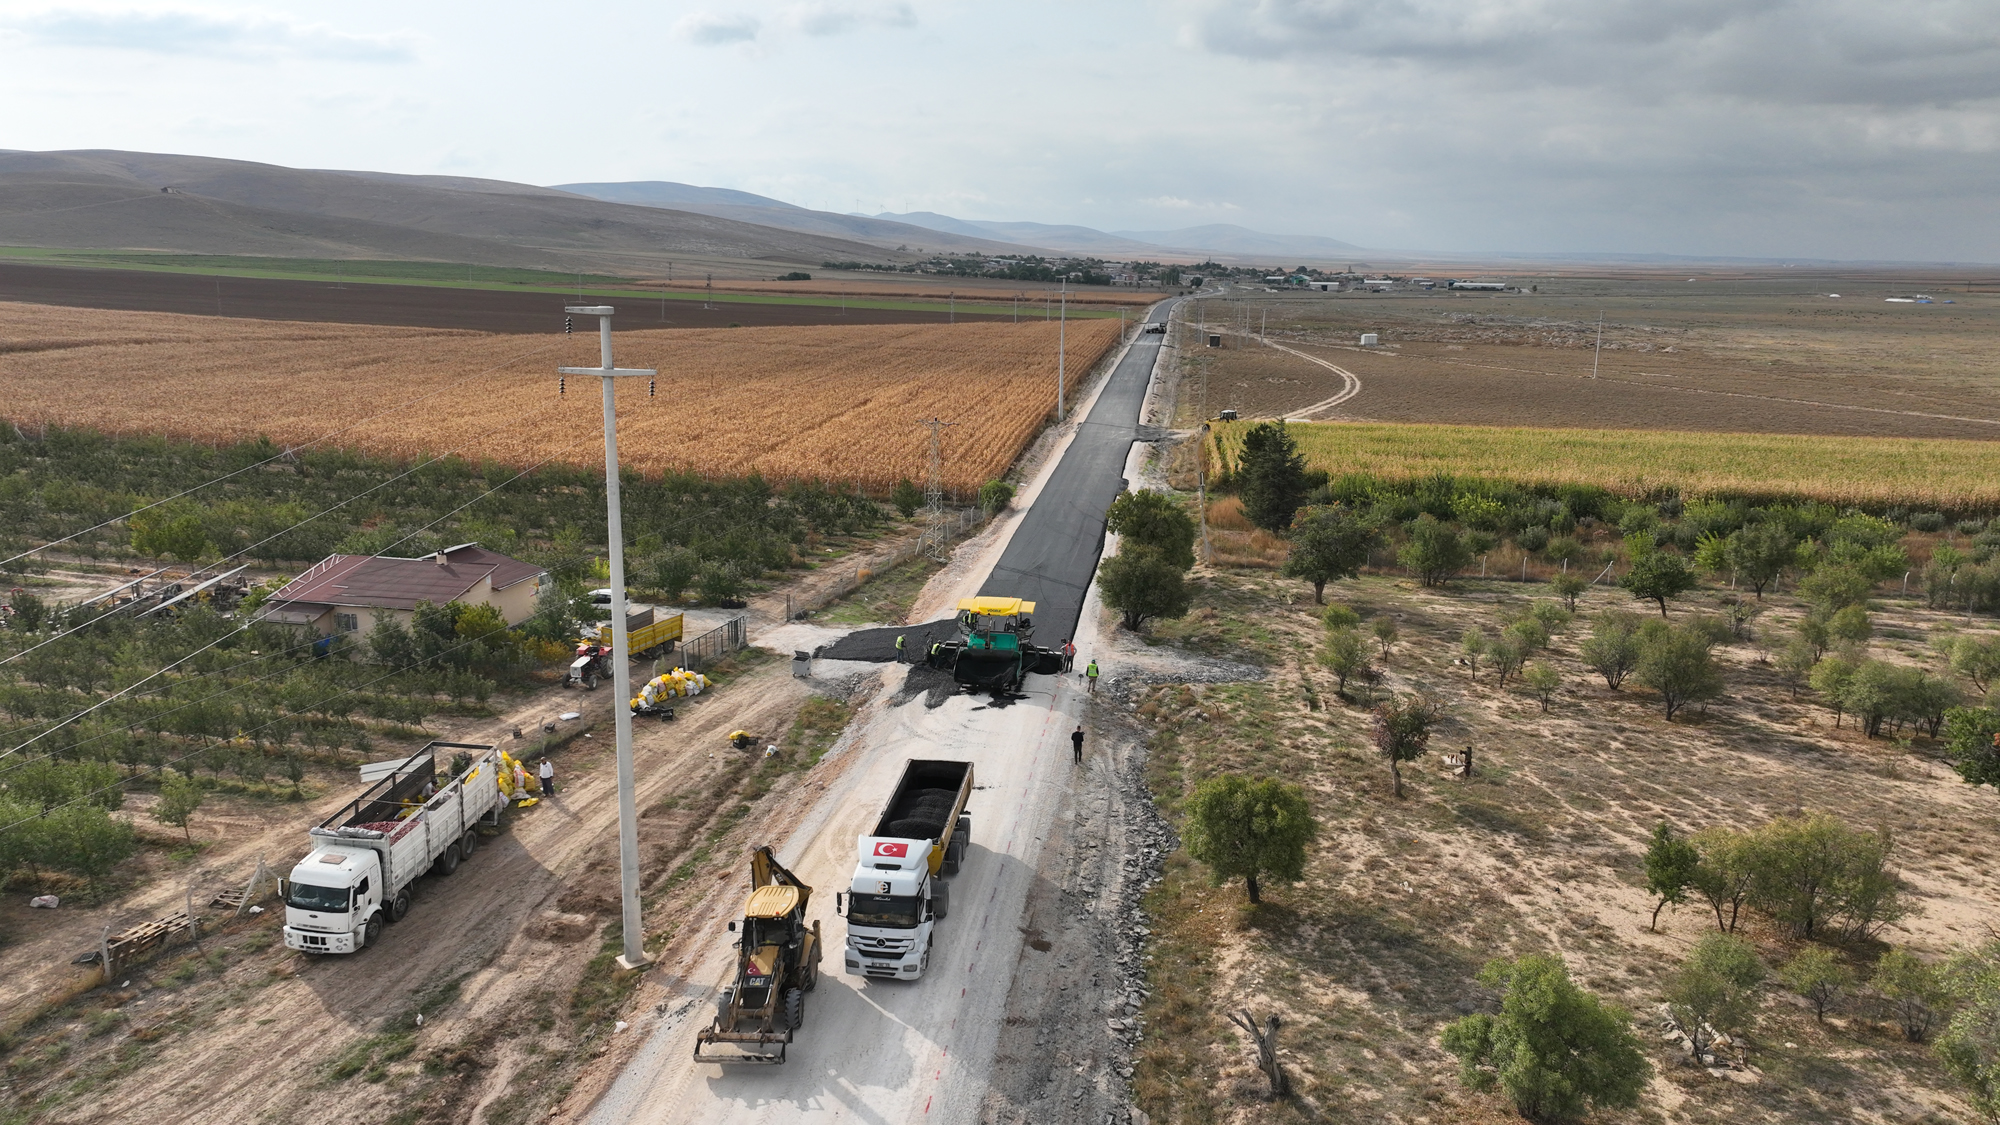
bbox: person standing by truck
[538,758,555,797]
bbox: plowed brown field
[0,302,1124,493]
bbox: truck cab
[841,839,940,980]
[283,844,384,954]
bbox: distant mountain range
[550,181,1366,262]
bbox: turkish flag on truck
[873,841,908,857]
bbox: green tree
[1634,625,1722,720]
[1875,948,1952,1043]
[978,479,1015,515]
[1550,573,1588,612]
[1235,421,1309,532]
[890,478,923,518]
[1181,774,1317,904]
[534,525,593,593]
[1096,545,1191,631]
[1950,636,2000,694]
[1664,933,1766,1061]
[130,509,210,563]
[1936,942,2000,1121]
[1460,627,1488,678]
[1398,514,1472,587]
[29,805,138,891]
[1577,611,1640,690]
[1321,603,1361,631]
[1828,604,1872,645]
[1691,827,1756,933]
[1747,812,1903,941]
[647,547,700,601]
[1799,563,1873,612]
[1620,550,1698,616]
[7,591,47,632]
[1282,505,1378,604]
[1943,706,2000,790]
[697,561,745,604]
[1644,822,1701,932]
[1319,627,1371,697]
[1724,523,1796,598]
[1440,954,1650,1124]
[1370,692,1443,799]
[1489,636,1527,687]
[1106,489,1196,570]
[1809,652,1860,727]
[152,772,205,842]
[1371,617,1400,661]
[1523,663,1562,711]
[1776,637,1819,700]
[1779,945,1852,1022]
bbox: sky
[3,0,1999,260]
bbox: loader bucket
[693,1029,789,1064]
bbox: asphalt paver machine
[927,596,1065,695]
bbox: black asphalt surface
[821,299,1177,663]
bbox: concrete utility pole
[1057,278,1068,420]
[1592,311,1604,378]
[558,305,656,973]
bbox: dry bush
[1207,496,1253,531]
[0,303,1123,493]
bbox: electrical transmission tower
[918,417,958,561]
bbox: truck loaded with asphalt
[836,758,974,981]
[281,741,505,954]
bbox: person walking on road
[895,633,906,663]
[1084,659,1100,694]
[1060,638,1076,672]
[538,758,555,797]
[1071,725,1085,764]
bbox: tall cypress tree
[1236,422,1309,532]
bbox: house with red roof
[262,543,549,637]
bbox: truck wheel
[364,914,383,947]
[956,815,972,849]
[932,882,950,920]
[942,840,963,877]
[388,891,410,923]
[437,844,460,876]
[459,830,478,859]
[919,937,932,975]
[783,988,805,1032]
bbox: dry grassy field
[650,275,1164,308]
[1176,271,2000,442]
[1127,569,2000,1124]
[1210,419,2000,510]
[0,302,1124,494]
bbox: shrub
[1779,945,1852,1022]
[1106,489,1196,570]
[1644,822,1701,931]
[1875,948,1952,1043]
[1523,663,1561,711]
[1746,812,1903,941]
[1912,512,1947,533]
[1634,624,1722,720]
[890,478,923,518]
[1097,545,1190,631]
[1937,942,2000,1119]
[1398,514,1473,587]
[1319,628,1370,696]
[1580,611,1643,690]
[978,479,1015,516]
[1665,933,1766,1061]
[1441,954,1649,1124]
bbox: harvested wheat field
[0,302,1123,493]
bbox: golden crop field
[1211,419,2000,510]
[0,303,1124,494]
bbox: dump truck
[282,741,504,954]
[694,846,823,1064]
[926,596,1064,695]
[566,607,683,689]
[837,759,974,981]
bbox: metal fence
[679,615,748,671]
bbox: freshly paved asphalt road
[821,299,1178,662]
[977,306,1176,645]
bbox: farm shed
[262,544,549,636]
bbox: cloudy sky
[3,0,1998,260]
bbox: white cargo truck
[282,741,505,954]
[835,759,973,981]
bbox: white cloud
[7,9,415,62]
[672,11,762,44]
[777,2,916,36]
